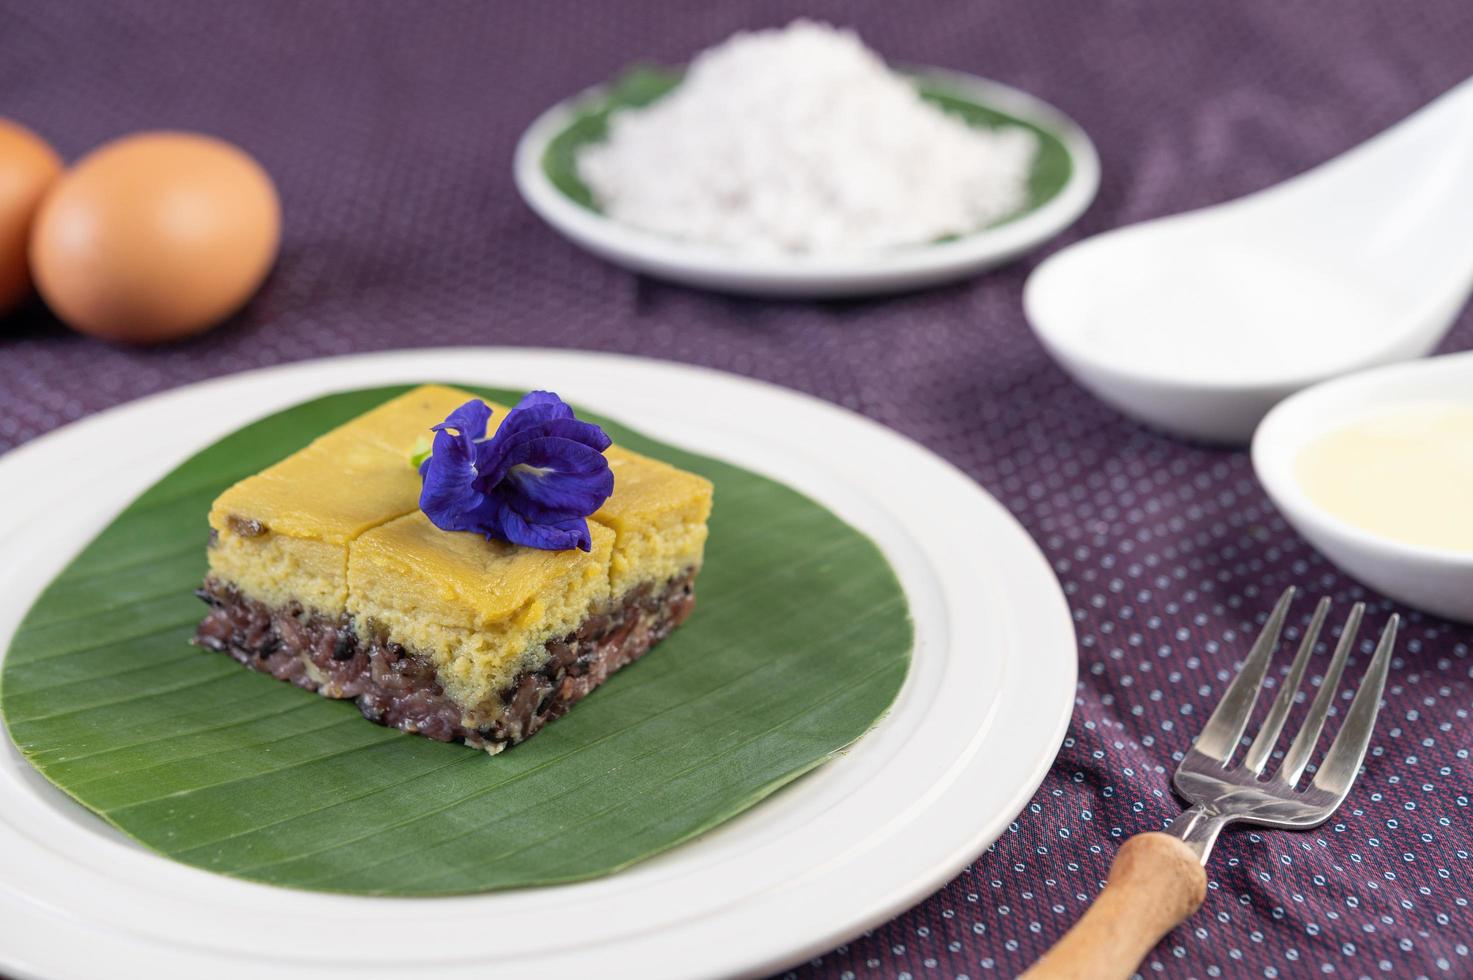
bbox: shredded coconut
[575,20,1038,255]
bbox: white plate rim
[0,348,1076,980]
[513,68,1101,297]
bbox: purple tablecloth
[3,3,1471,977]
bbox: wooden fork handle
[1019,832,1206,980]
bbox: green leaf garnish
[409,435,432,470]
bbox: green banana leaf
[0,386,912,895]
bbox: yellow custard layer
[349,513,615,712]
[208,385,495,613]
[596,446,712,594]
[206,384,714,713]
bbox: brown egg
[0,119,63,316]
[30,131,280,344]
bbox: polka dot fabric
[2,2,1471,977]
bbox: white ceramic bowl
[1252,351,1473,622]
[514,69,1099,298]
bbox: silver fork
[1023,588,1399,980]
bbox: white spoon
[1024,76,1473,444]
[1252,351,1473,622]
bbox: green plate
[0,386,912,896]
[542,66,1076,232]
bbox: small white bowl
[1252,351,1473,622]
[514,69,1099,298]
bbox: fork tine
[1274,602,1363,787]
[1192,587,1294,764]
[1242,597,1330,775]
[1309,616,1399,798]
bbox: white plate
[514,70,1100,298]
[0,349,1076,980]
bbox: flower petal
[496,505,594,552]
[514,390,573,415]
[431,399,492,445]
[418,400,495,533]
[416,391,613,552]
[493,438,615,523]
[475,417,612,487]
[419,445,485,533]
[488,401,573,451]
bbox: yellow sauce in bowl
[1296,403,1473,555]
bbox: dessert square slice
[204,384,488,616]
[195,384,713,752]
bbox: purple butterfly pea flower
[417,391,614,551]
